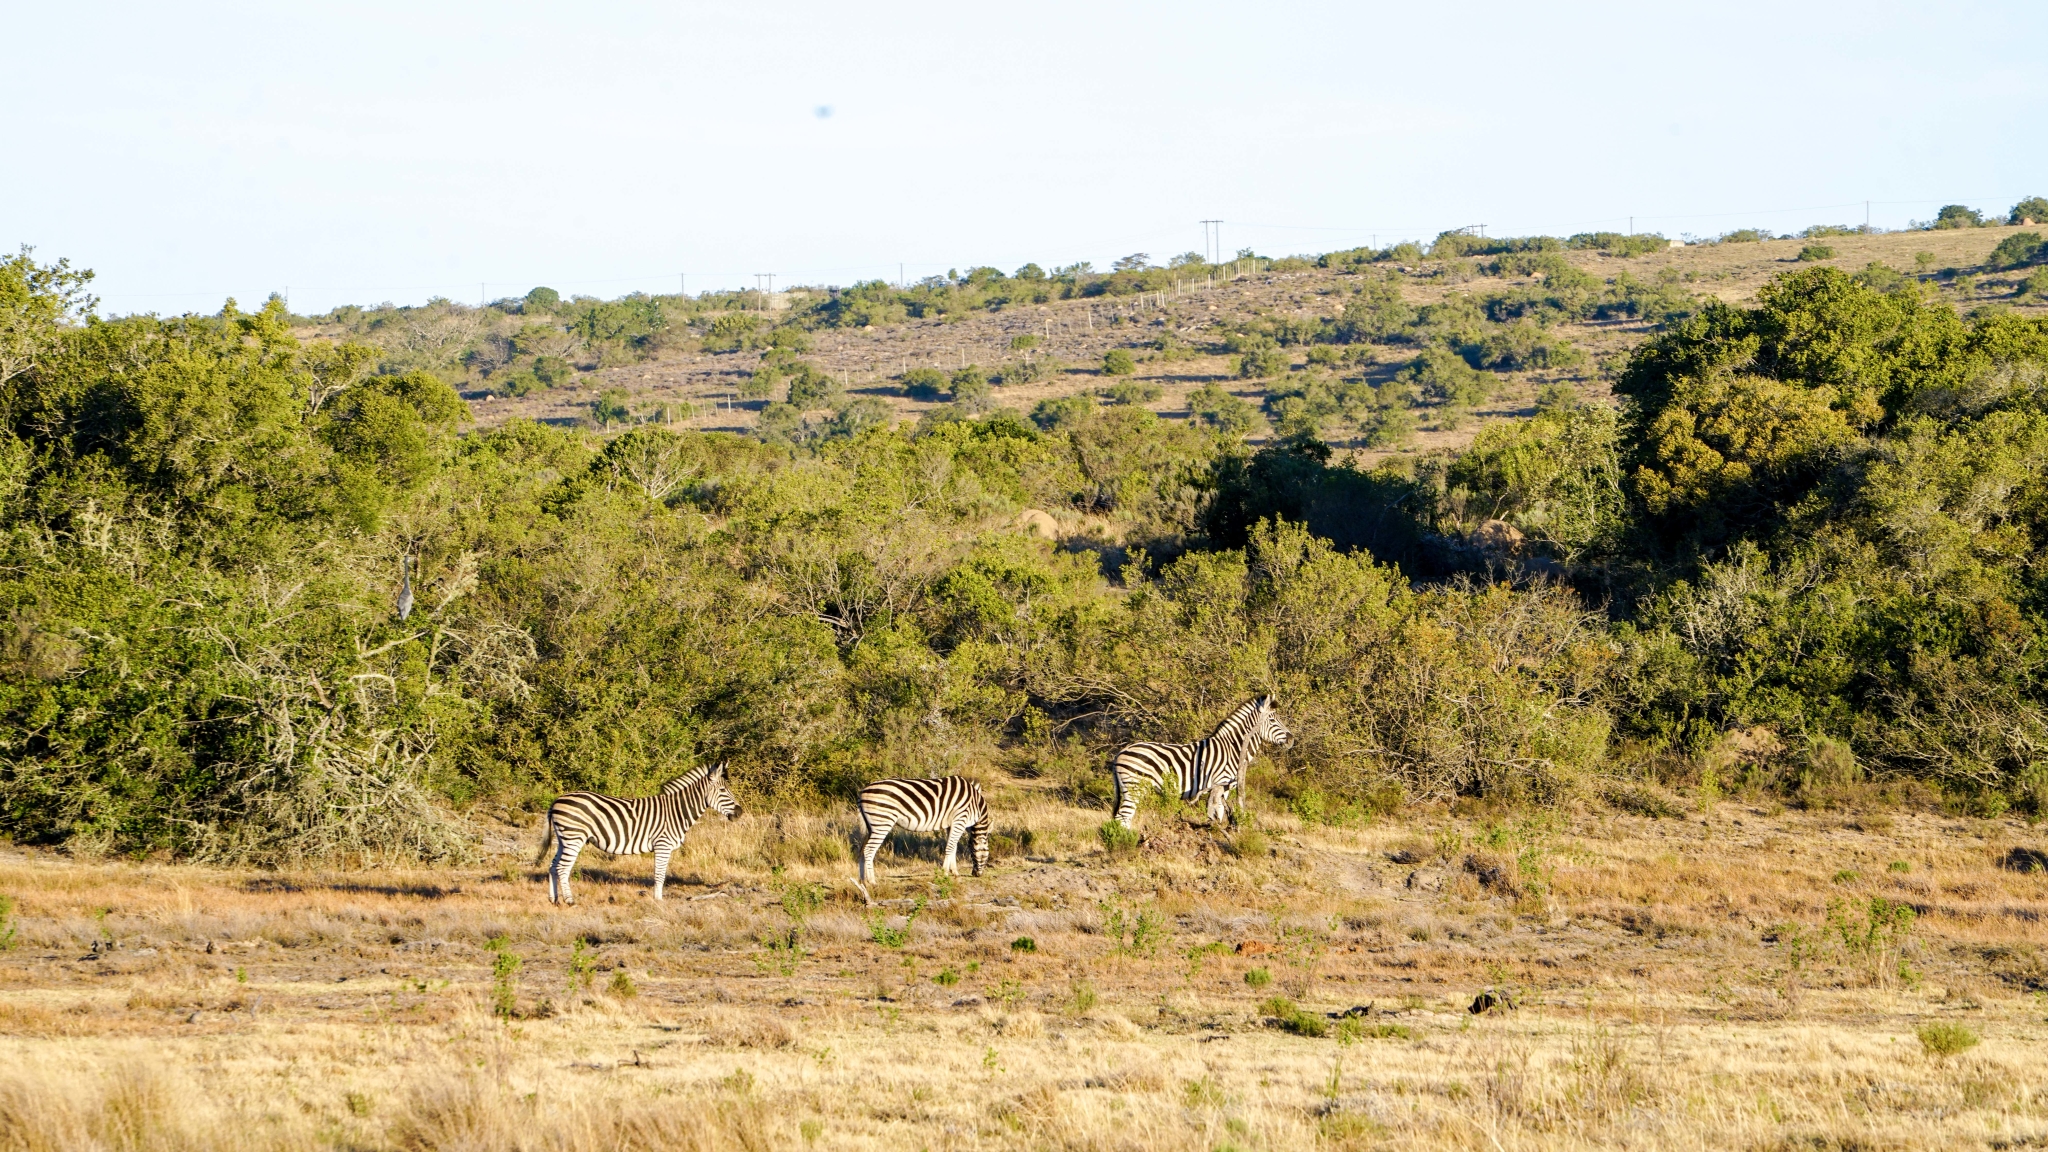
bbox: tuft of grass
[1096,821,1139,857]
[1889,860,1912,873]
[1917,1022,1980,1059]
[933,966,959,987]
[1832,869,1860,885]
[1068,980,1098,1015]
[607,970,636,999]
[1010,936,1037,953]
[0,895,14,951]
[1245,967,1272,988]
[800,1119,824,1145]
[867,898,924,949]
[567,939,596,993]
[1260,995,1328,1038]
[485,935,521,1019]
[1226,830,1270,858]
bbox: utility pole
[480,282,486,307]
[899,263,904,288]
[1628,216,1634,235]
[1200,220,1222,265]
[755,273,775,295]
[1865,201,1871,231]
[680,273,686,297]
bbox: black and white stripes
[855,776,990,896]
[1109,696,1291,829]
[536,762,741,904]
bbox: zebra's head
[1257,695,1292,748]
[705,761,741,820]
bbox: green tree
[1102,349,1136,376]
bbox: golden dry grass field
[4,789,2047,1150]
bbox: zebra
[1109,695,1291,830]
[535,762,740,904]
[855,776,990,901]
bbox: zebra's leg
[942,820,964,876]
[1111,766,1141,829]
[551,835,586,906]
[652,838,678,901]
[859,817,893,891]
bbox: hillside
[295,223,2048,466]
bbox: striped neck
[1207,699,1265,759]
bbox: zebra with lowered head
[536,762,740,904]
[855,775,990,901]
[1110,695,1291,830]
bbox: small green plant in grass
[757,926,808,976]
[0,895,15,951]
[1832,869,1860,884]
[800,1119,824,1146]
[1889,860,1912,873]
[1183,1075,1225,1109]
[1068,980,1098,1014]
[486,935,522,1020]
[1917,1022,1980,1059]
[608,970,636,999]
[867,897,925,949]
[1245,967,1272,988]
[1336,1017,1413,1042]
[1010,936,1036,953]
[1101,896,1165,958]
[1261,995,1329,1038]
[934,966,960,987]
[235,967,247,984]
[994,979,1026,1011]
[931,871,956,900]
[1097,820,1139,857]
[779,880,826,923]
[567,939,597,992]
[1226,829,1270,858]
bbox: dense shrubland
[5,213,2048,861]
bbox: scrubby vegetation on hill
[6,210,2048,861]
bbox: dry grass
[3,794,2047,1149]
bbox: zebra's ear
[710,760,728,779]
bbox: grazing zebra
[1109,696,1291,830]
[535,762,740,904]
[855,776,990,899]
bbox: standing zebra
[1109,696,1291,830]
[855,776,990,900]
[535,762,740,904]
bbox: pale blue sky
[7,1,2044,315]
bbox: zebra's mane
[660,762,717,795]
[1206,697,1265,740]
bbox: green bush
[1260,996,1328,1037]
[1101,380,1162,406]
[1101,349,1136,376]
[1096,820,1138,856]
[1932,204,1986,230]
[1030,393,1097,431]
[1916,1022,1979,1059]
[1796,244,1836,262]
[532,355,574,387]
[1405,348,1493,408]
[1188,384,1257,434]
[1009,334,1040,351]
[902,367,947,400]
[1986,232,2044,271]
[1237,348,1290,379]
[2011,197,2048,226]
[523,286,560,310]
[1244,967,1271,988]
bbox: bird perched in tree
[396,555,415,622]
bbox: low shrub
[1260,996,1328,1037]
[1796,244,1836,262]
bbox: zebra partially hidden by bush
[1110,695,1291,830]
[855,775,990,902]
[536,762,740,904]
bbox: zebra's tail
[532,813,555,868]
